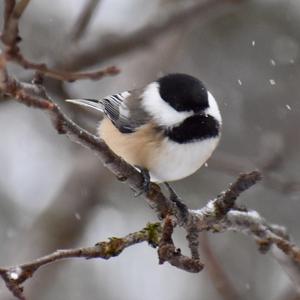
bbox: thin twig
[158,216,204,272]
[1,0,31,50]
[62,0,244,71]
[188,171,262,227]
[3,0,15,33]
[214,171,262,217]
[1,0,119,82]
[0,223,162,300]
[10,55,120,81]
[12,0,30,18]
[210,152,300,195]
[0,52,9,89]
[70,0,102,42]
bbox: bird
[66,73,222,190]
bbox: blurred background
[0,0,300,299]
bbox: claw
[134,167,151,197]
[164,182,189,224]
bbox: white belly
[149,137,219,182]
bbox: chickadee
[66,73,222,184]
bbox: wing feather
[100,90,150,133]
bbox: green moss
[144,222,162,248]
[98,237,125,257]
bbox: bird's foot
[164,182,189,225]
[134,167,151,197]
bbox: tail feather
[65,98,104,112]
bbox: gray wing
[101,89,151,133]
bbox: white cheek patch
[205,91,222,124]
[142,82,193,127]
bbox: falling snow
[269,79,276,85]
[7,267,22,280]
[252,40,256,46]
[75,213,81,221]
[237,79,242,85]
[204,163,208,167]
[270,59,276,66]
[286,104,291,111]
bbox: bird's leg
[140,168,151,192]
[134,166,151,196]
[164,182,189,225]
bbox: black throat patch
[165,114,220,144]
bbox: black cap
[157,73,208,112]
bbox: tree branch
[0,223,162,300]
[70,0,102,42]
[0,64,173,218]
[158,216,204,272]
[1,0,30,50]
[210,152,300,195]
[1,54,300,297]
[62,0,245,71]
[1,1,300,299]
[1,0,119,81]
[11,54,119,81]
